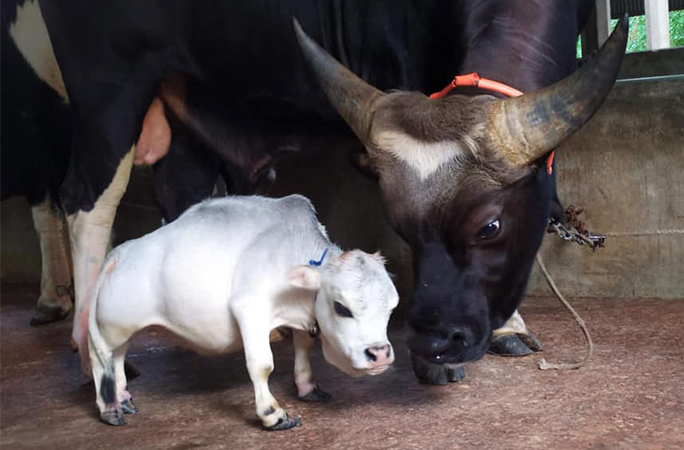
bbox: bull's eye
[334,301,353,318]
[477,219,501,240]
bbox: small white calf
[87,195,399,429]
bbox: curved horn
[293,18,385,142]
[487,16,629,166]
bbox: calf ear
[287,266,321,290]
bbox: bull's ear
[287,265,321,290]
[349,149,379,181]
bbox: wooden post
[582,0,611,56]
[645,0,670,50]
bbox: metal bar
[617,74,684,83]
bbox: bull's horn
[487,16,628,166]
[293,18,385,143]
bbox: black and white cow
[12,0,626,384]
[1,0,73,324]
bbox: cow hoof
[488,331,543,357]
[124,359,141,380]
[264,415,302,431]
[120,399,139,414]
[100,410,127,426]
[298,385,332,402]
[30,304,71,326]
[410,352,465,385]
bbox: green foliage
[577,10,684,57]
[671,10,684,48]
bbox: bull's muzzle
[407,322,485,365]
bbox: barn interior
[2,2,683,449]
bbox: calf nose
[365,345,392,365]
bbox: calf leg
[89,338,126,426]
[238,315,300,430]
[114,345,138,415]
[489,310,543,356]
[30,197,74,325]
[293,330,330,402]
[69,148,134,354]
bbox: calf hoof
[410,352,465,385]
[120,399,139,414]
[298,385,332,403]
[30,304,71,326]
[264,415,302,431]
[488,331,543,357]
[100,410,127,426]
[124,359,141,380]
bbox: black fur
[100,374,116,405]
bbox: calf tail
[80,254,117,377]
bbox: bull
[24,0,626,383]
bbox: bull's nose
[365,344,392,365]
[407,326,473,363]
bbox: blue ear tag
[308,248,328,267]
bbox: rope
[535,253,594,371]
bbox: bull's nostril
[449,329,468,347]
[364,348,377,362]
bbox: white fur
[88,195,398,427]
[9,0,68,101]
[492,309,528,336]
[374,130,464,179]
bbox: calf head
[289,250,399,377]
[295,19,627,365]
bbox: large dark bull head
[294,18,627,365]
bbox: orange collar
[430,72,554,174]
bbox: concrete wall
[530,77,684,298]
[2,65,682,300]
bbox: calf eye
[334,301,353,318]
[477,219,501,240]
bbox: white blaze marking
[373,130,464,179]
[9,0,69,102]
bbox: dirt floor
[1,284,682,450]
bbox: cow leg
[293,329,331,402]
[68,148,134,354]
[238,315,301,430]
[489,310,543,356]
[29,197,74,325]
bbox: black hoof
[124,359,141,380]
[488,331,543,357]
[30,304,71,326]
[410,352,466,385]
[298,385,332,402]
[120,399,139,414]
[519,330,543,352]
[264,415,302,431]
[100,410,127,426]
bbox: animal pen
[2,1,683,449]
